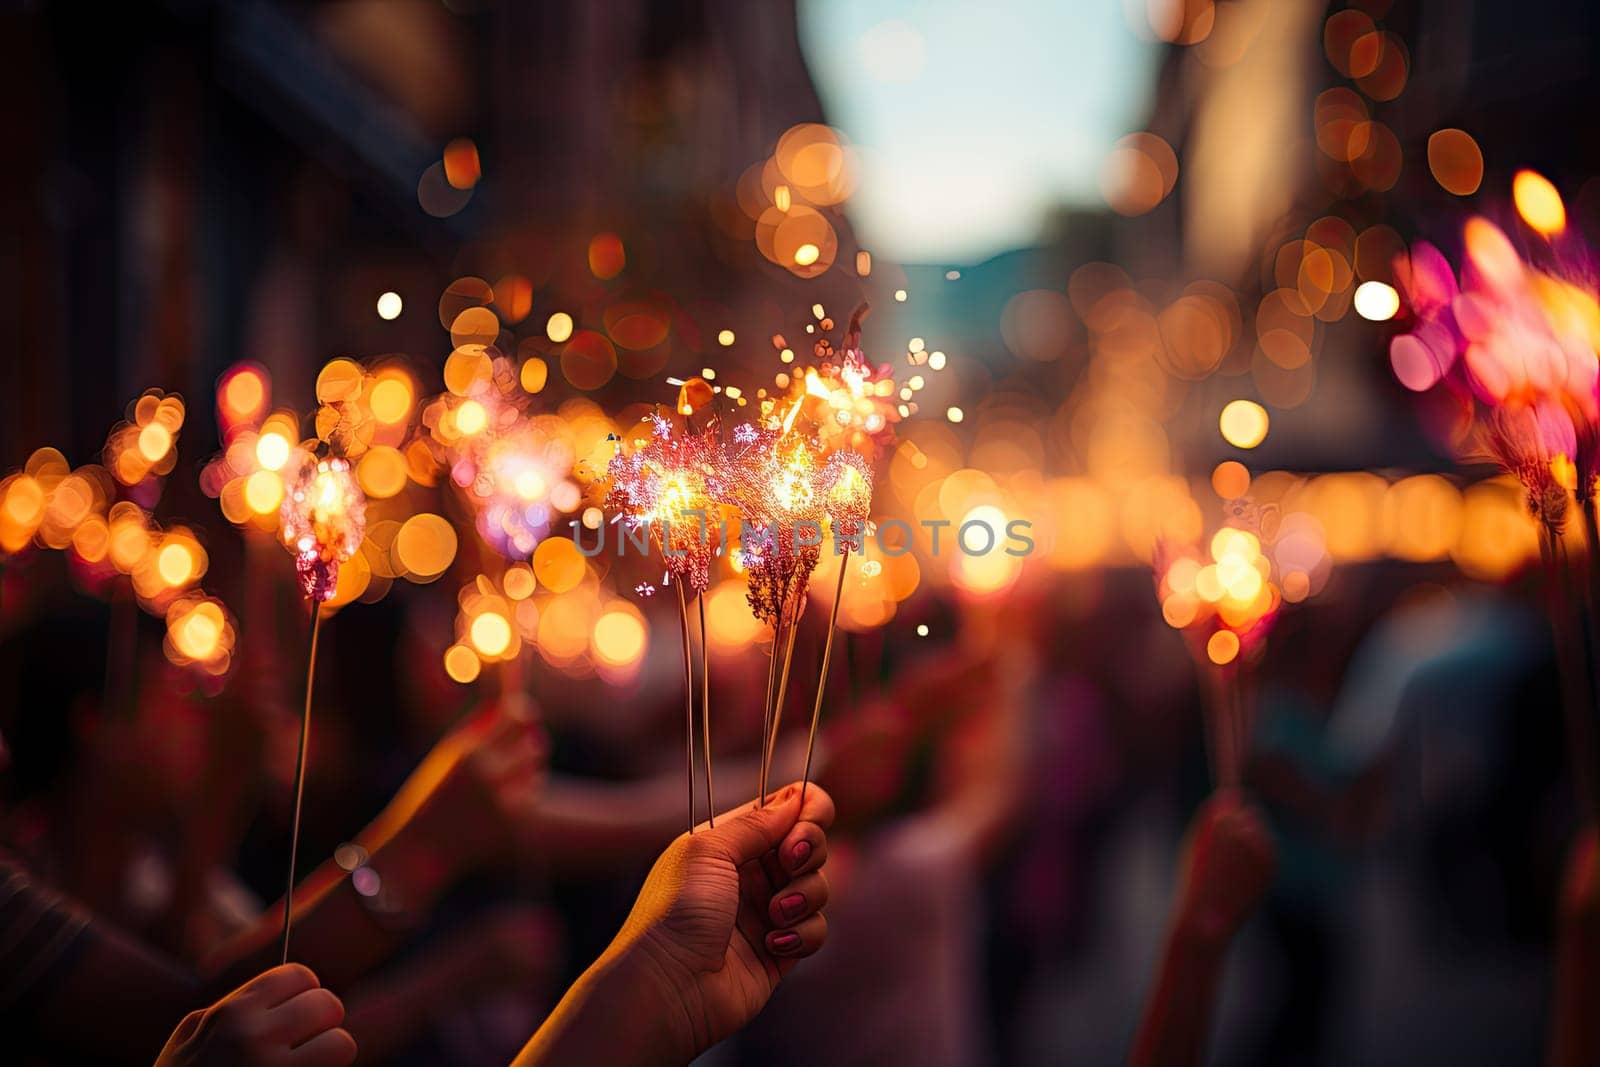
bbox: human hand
[599,784,833,1063]
[378,701,548,870]
[155,964,356,1067]
[1172,789,1276,949]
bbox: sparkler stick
[756,607,783,807]
[276,452,364,962]
[800,549,850,801]
[793,451,872,799]
[674,580,698,835]
[1541,522,1600,823]
[606,414,718,830]
[280,603,322,964]
[1577,496,1600,718]
[698,592,713,826]
[757,569,800,805]
[763,574,804,795]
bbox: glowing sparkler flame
[1390,198,1600,506]
[279,452,366,602]
[605,413,721,593]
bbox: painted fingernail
[778,893,806,921]
[789,840,811,871]
[770,931,801,954]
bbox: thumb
[166,1008,205,1046]
[702,786,802,864]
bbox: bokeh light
[1219,400,1269,448]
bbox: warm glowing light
[588,233,626,279]
[3,475,45,528]
[520,357,549,394]
[946,406,964,423]
[1211,461,1250,499]
[394,513,458,579]
[592,608,647,667]
[532,536,586,593]
[222,369,266,421]
[718,329,736,346]
[244,470,284,514]
[369,378,413,424]
[1219,400,1269,449]
[157,542,196,586]
[704,580,764,651]
[137,423,173,463]
[503,565,536,600]
[280,456,367,602]
[794,242,820,266]
[357,447,408,499]
[173,605,223,660]
[1353,280,1400,321]
[546,312,574,344]
[256,431,292,472]
[513,470,546,500]
[444,644,482,683]
[1513,170,1566,236]
[1426,129,1483,196]
[1207,629,1241,665]
[455,399,488,435]
[470,612,513,657]
[1162,595,1198,628]
[443,138,482,190]
[376,291,403,320]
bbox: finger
[765,912,827,960]
[233,963,320,1009]
[163,1008,205,1047]
[795,783,836,832]
[701,785,804,865]
[286,1026,358,1067]
[780,819,828,877]
[769,870,829,928]
[271,987,346,1047]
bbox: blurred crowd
[0,550,1582,1064]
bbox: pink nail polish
[789,840,811,871]
[779,893,805,920]
[770,931,801,954]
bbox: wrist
[518,940,696,1067]
[597,938,703,1064]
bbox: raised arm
[1129,790,1276,1067]
[515,784,834,1067]
[203,704,545,990]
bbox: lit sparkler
[606,411,723,831]
[800,448,874,801]
[1154,504,1289,788]
[1389,178,1600,819]
[276,449,366,964]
